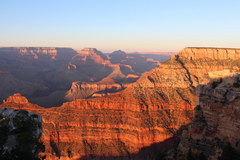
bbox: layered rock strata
[65,81,124,100]
[2,47,240,159]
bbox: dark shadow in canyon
[50,140,61,159]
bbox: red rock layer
[2,47,240,159]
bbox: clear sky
[0,0,240,52]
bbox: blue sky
[0,0,240,52]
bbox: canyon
[2,47,240,159]
[0,47,164,107]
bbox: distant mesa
[110,50,127,55]
[77,48,108,59]
[0,47,77,60]
[77,48,99,55]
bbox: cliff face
[2,47,240,159]
[0,108,43,159]
[179,47,240,60]
[175,75,240,160]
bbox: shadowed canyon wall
[172,75,240,160]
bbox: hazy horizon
[1,0,240,52]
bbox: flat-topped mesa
[77,48,101,55]
[178,47,240,60]
[18,47,58,55]
[0,47,77,60]
[5,93,29,104]
[0,47,59,55]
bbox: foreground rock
[0,108,43,159]
[172,75,240,159]
[1,47,240,159]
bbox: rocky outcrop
[0,108,43,159]
[65,81,124,100]
[2,47,240,159]
[173,75,240,160]
[4,93,29,104]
